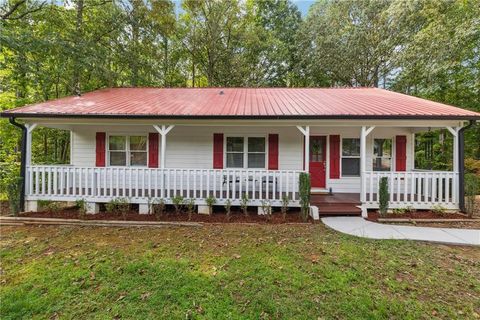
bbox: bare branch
[1,0,46,20]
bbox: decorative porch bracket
[296,125,310,172]
[153,125,175,170]
[360,126,375,214]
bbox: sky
[172,0,316,17]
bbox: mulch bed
[367,210,471,222]
[19,206,311,224]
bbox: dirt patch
[367,210,469,221]
[19,206,311,224]
[384,221,480,229]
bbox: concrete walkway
[322,217,480,246]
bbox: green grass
[1,224,479,319]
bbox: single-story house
[2,87,478,218]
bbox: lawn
[1,224,479,319]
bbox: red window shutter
[148,132,159,168]
[95,132,106,167]
[213,133,223,169]
[396,135,407,171]
[329,135,340,179]
[268,134,279,170]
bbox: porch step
[313,204,362,216]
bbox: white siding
[71,124,414,194]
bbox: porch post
[360,126,375,216]
[296,125,310,172]
[25,123,37,166]
[153,125,175,169]
[447,126,461,204]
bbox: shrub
[6,176,22,215]
[224,199,232,221]
[106,197,130,220]
[186,198,195,220]
[281,195,290,221]
[205,195,216,215]
[75,199,88,218]
[0,161,21,215]
[240,193,249,217]
[261,200,272,221]
[378,177,389,216]
[152,198,166,219]
[299,172,310,222]
[465,173,479,218]
[171,195,184,215]
[38,200,61,213]
[432,204,447,216]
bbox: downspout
[8,117,27,212]
[458,120,476,212]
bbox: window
[248,137,266,168]
[341,138,360,176]
[373,139,392,171]
[226,136,266,168]
[226,137,244,168]
[108,135,147,166]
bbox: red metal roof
[2,87,479,120]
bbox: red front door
[309,136,326,188]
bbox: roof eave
[1,112,479,121]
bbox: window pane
[248,137,265,152]
[226,153,243,168]
[373,158,391,171]
[130,136,147,151]
[110,151,126,166]
[227,137,244,152]
[248,153,265,168]
[131,152,147,166]
[374,139,392,157]
[341,158,360,176]
[342,138,360,156]
[109,136,126,150]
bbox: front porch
[21,119,464,216]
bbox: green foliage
[152,198,166,219]
[431,204,447,216]
[464,173,479,218]
[75,199,88,217]
[392,206,416,215]
[260,200,272,221]
[205,195,216,215]
[240,193,249,217]
[299,172,310,222]
[224,199,232,221]
[378,177,389,216]
[38,200,61,213]
[171,195,184,215]
[105,198,130,219]
[281,195,290,221]
[186,198,195,220]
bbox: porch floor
[311,193,362,216]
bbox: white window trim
[224,134,268,169]
[340,137,361,178]
[372,137,394,172]
[107,134,149,167]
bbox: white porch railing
[363,171,459,210]
[26,165,302,206]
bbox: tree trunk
[72,0,84,96]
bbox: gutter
[458,120,476,212]
[8,117,27,212]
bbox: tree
[298,0,405,87]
